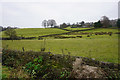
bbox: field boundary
[1,28,96,40]
[1,28,119,40]
[39,28,96,37]
[2,49,120,70]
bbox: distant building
[110,19,117,27]
[82,22,93,28]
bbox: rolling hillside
[2,28,68,38]
[64,27,93,31]
[2,28,119,63]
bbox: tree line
[1,16,120,40]
[42,16,120,29]
[60,16,120,28]
[0,26,18,32]
[42,19,57,28]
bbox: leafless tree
[100,16,110,28]
[42,20,48,28]
[48,19,56,28]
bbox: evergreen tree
[117,19,120,28]
[94,20,103,28]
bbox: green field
[2,28,119,63]
[2,34,119,63]
[81,28,119,33]
[2,28,68,38]
[65,27,92,31]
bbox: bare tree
[100,16,110,28]
[42,20,48,28]
[48,19,56,28]
[46,21,49,28]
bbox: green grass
[65,27,92,31]
[2,28,119,63]
[2,34,119,63]
[2,28,68,38]
[1,28,119,38]
[2,66,11,78]
[2,65,29,78]
[81,28,119,33]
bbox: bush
[24,56,71,79]
[77,36,82,38]
[38,37,43,40]
[117,19,120,28]
[87,35,90,37]
[2,49,74,79]
[94,20,103,28]
[2,49,120,79]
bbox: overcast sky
[0,0,119,28]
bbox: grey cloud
[1,1,118,28]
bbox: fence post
[22,47,25,52]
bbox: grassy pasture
[81,28,119,33]
[1,28,119,38]
[64,27,118,33]
[2,34,118,63]
[2,28,68,38]
[2,66,11,78]
[65,27,92,31]
[2,28,119,63]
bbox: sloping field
[64,27,119,33]
[81,28,119,33]
[2,34,118,63]
[2,28,68,38]
[2,28,119,63]
[64,27,93,31]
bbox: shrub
[108,32,112,36]
[77,36,82,38]
[2,49,120,79]
[87,35,90,37]
[38,37,43,40]
[24,55,72,79]
[4,29,18,40]
[2,49,74,79]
